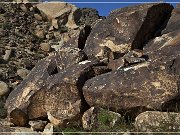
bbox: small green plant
[98,110,113,125]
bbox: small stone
[29,120,47,132]
[0,81,9,96]
[42,123,53,135]
[34,14,43,21]
[17,68,30,79]
[3,49,11,61]
[20,4,28,12]
[48,26,54,31]
[40,43,51,52]
[51,19,58,29]
[30,7,34,11]
[35,29,45,39]
[10,108,29,127]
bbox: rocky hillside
[1,1,180,134]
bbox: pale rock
[17,68,30,79]
[34,14,43,21]
[29,120,47,132]
[40,43,51,52]
[42,123,53,135]
[3,49,11,61]
[0,81,9,96]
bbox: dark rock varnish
[84,3,173,60]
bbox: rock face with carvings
[5,47,110,127]
[3,1,180,133]
[83,4,180,117]
[83,3,173,61]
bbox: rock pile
[1,1,180,133]
[0,1,101,93]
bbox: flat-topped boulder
[36,3,78,29]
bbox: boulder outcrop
[3,2,180,133]
[135,111,180,132]
[84,3,173,60]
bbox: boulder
[82,107,122,131]
[10,108,29,127]
[84,3,173,59]
[27,59,109,125]
[29,120,47,132]
[83,29,180,117]
[36,3,78,29]
[6,47,86,114]
[162,5,180,34]
[5,47,110,126]
[135,111,180,132]
[0,81,9,96]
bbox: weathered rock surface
[0,2,100,95]
[5,47,86,114]
[3,2,180,133]
[63,25,92,49]
[84,3,173,60]
[135,111,180,132]
[5,46,110,127]
[83,20,180,117]
[84,33,179,114]
[36,3,78,29]
[10,108,29,127]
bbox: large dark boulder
[5,48,86,117]
[5,47,110,126]
[83,29,180,117]
[83,3,173,60]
